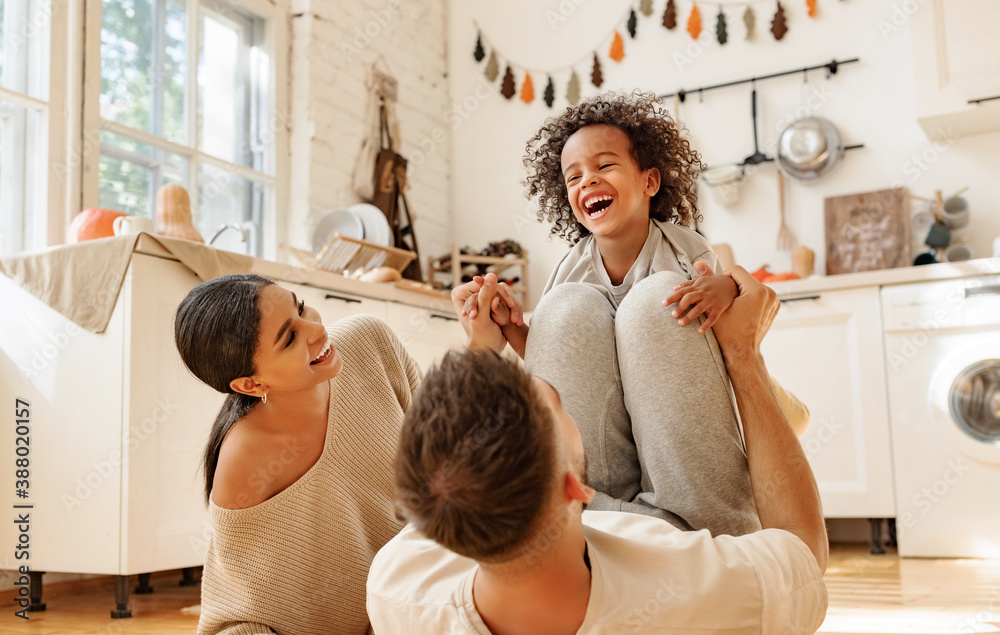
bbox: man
[367,268,828,634]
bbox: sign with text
[824,187,910,275]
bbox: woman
[174,274,421,635]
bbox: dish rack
[282,234,416,275]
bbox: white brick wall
[287,0,452,274]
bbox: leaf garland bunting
[609,32,625,61]
[566,70,581,105]
[743,5,755,39]
[663,0,677,29]
[484,50,499,82]
[627,9,638,38]
[543,76,555,108]
[716,8,728,44]
[687,3,702,39]
[473,32,485,62]
[501,65,516,99]
[639,0,654,17]
[806,0,817,18]
[520,73,535,103]
[591,53,604,87]
[771,2,788,40]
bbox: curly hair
[523,90,705,245]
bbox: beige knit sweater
[197,315,421,635]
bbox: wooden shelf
[427,245,531,311]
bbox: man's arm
[712,267,829,572]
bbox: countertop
[134,234,456,314]
[767,257,1000,297]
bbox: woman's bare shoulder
[211,419,275,510]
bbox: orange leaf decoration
[520,73,535,103]
[687,3,702,39]
[609,31,625,62]
[806,0,817,17]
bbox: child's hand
[663,264,738,334]
[460,275,523,327]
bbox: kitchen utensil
[945,244,973,262]
[312,209,365,256]
[776,171,795,251]
[913,251,938,266]
[113,215,155,236]
[775,117,845,182]
[349,203,393,248]
[924,223,951,249]
[942,197,970,229]
[701,165,744,205]
[742,89,769,167]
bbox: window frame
[79,0,288,260]
[0,0,68,253]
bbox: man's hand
[710,266,780,359]
[663,261,738,333]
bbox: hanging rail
[660,57,860,103]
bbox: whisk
[777,171,796,251]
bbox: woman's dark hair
[174,274,275,503]
[523,89,706,245]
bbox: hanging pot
[775,116,845,182]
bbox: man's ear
[564,471,595,505]
[644,167,661,197]
[230,376,266,399]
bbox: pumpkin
[155,184,204,243]
[67,208,128,243]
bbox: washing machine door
[950,359,1000,445]
[933,352,1000,464]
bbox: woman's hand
[663,261,739,333]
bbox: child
[455,91,807,537]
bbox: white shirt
[367,510,828,634]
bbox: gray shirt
[541,219,723,311]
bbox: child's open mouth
[584,195,613,219]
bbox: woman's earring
[261,393,267,404]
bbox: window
[0,0,51,256]
[83,0,286,257]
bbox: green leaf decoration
[663,0,677,29]
[640,0,654,17]
[716,8,728,45]
[566,70,581,105]
[743,5,755,39]
[591,53,604,87]
[544,75,555,108]
[501,65,516,99]
[484,50,499,82]
[627,9,638,38]
[473,32,485,62]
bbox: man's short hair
[395,349,558,563]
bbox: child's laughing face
[560,124,661,244]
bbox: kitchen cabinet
[910,0,1000,137]
[0,250,464,615]
[760,286,896,518]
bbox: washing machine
[882,272,1000,558]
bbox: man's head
[395,349,592,566]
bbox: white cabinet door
[283,282,387,324]
[383,303,467,372]
[911,0,1000,137]
[760,286,895,518]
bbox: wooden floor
[1,546,998,634]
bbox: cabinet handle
[968,95,1000,105]
[779,295,820,303]
[324,293,362,304]
[430,313,459,322]
[966,285,1000,298]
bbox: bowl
[776,117,845,182]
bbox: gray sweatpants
[524,271,762,537]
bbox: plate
[312,208,364,256]
[350,203,393,248]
